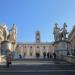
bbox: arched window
[37,46,39,48]
[25,46,26,48]
[30,46,32,48]
[43,46,45,49]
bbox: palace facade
[16,31,54,59]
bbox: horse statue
[53,23,68,41]
[58,23,68,40]
[62,23,68,39]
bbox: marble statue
[12,24,16,41]
[53,23,68,41]
[3,24,9,41]
[62,23,68,40]
[53,23,61,41]
[8,24,16,42]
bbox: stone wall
[57,55,75,64]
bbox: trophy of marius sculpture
[1,24,16,56]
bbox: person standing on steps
[6,54,12,68]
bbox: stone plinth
[1,40,12,55]
[53,40,72,57]
[0,55,6,63]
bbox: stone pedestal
[1,40,12,55]
[53,40,72,58]
[0,55,6,63]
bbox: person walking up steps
[6,54,12,68]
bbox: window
[30,46,32,48]
[25,46,26,48]
[37,38,39,40]
[43,46,45,49]
[37,46,39,48]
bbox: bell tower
[35,31,40,43]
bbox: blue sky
[0,0,75,42]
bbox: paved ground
[0,59,68,65]
[0,59,75,75]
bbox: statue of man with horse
[53,23,68,41]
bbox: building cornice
[17,42,53,45]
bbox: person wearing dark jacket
[43,52,46,59]
[53,52,56,59]
[6,54,12,68]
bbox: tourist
[43,52,46,59]
[19,54,22,59]
[47,52,49,59]
[6,54,12,68]
[53,52,56,59]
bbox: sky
[0,0,75,42]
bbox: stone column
[33,46,36,57]
[26,45,30,57]
[40,46,43,57]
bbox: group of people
[43,52,56,59]
[5,52,56,68]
